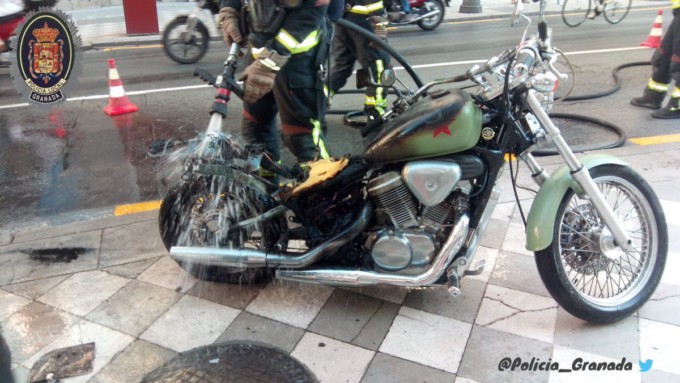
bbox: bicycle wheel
[562,0,590,27]
[603,0,631,24]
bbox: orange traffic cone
[641,10,664,48]
[103,59,138,116]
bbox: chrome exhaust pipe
[169,201,373,269]
[276,213,470,287]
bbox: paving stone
[342,285,409,305]
[216,312,305,354]
[137,256,198,293]
[661,200,680,227]
[457,325,552,383]
[1,302,78,364]
[455,377,482,383]
[292,332,374,383]
[37,270,129,316]
[491,201,515,221]
[402,278,486,324]
[0,290,30,321]
[11,366,29,383]
[642,369,680,383]
[21,319,135,382]
[467,246,499,284]
[246,280,334,329]
[351,301,400,351]
[380,306,472,374]
[99,220,168,268]
[476,284,557,344]
[0,230,101,285]
[10,211,157,244]
[501,222,533,256]
[553,307,640,361]
[86,279,181,336]
[0,231,11,246]
[101,257,161,279]
[89,340,176,383]
[651,180,680,203]
[669,224,680,260]
[549,346,641,383]
[0,275,69,300]
[638,283,680,327]
[661,251,680,286]
[141,295,239,352]
[639,318,680,375]
[361,353,456,383]
[187,280,265,310]
[489,251,551,297]
[309,289,384,343]
[480,218,509,249]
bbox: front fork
[521,90,632,251]
[181,7,204,43]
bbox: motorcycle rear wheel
[162,16,210,65]
[159,177,285,284]
[417,0,445,31]
[535,164,667,323]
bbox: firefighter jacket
[343,0,386,23]
[220,0,329,58]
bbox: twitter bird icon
[639,359,653,372]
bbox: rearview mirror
[380,68,396,87]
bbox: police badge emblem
[9,8,81,105]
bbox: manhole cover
[142,342,317,383]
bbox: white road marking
[0,46,648,110]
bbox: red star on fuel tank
[433,125,452,138]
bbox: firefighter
[329,0,391,128]
[630,0,680,119]
[218,0,332,162]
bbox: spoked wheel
[561,0,590,27]
[417,0,445,31]
[603,0,631,24]
[162,16,210,65]
[159,176,286,284]
[535,164,667,323]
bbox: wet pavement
[1,141,679,383]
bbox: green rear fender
[525,154,629,252]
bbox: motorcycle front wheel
[162,16,210,65]
[417,0,445,31]
[159,177,286,284]
[535,164,667,323]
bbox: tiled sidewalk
[1,142,680,383]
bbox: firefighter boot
[652,97,680,119]
[631,88,666,110]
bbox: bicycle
[561,0,631,27]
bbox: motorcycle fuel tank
[363,89,482,164]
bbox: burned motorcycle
[159,3,667,323]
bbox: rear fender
[525,154,629,252]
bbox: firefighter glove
[370,16,389,40]
[218,7,243,46]
[240,50,289,104]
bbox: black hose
[561,61,650,101]
[335,18,424,88]
[532,112,627,156]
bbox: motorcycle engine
[366,166,466,274]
